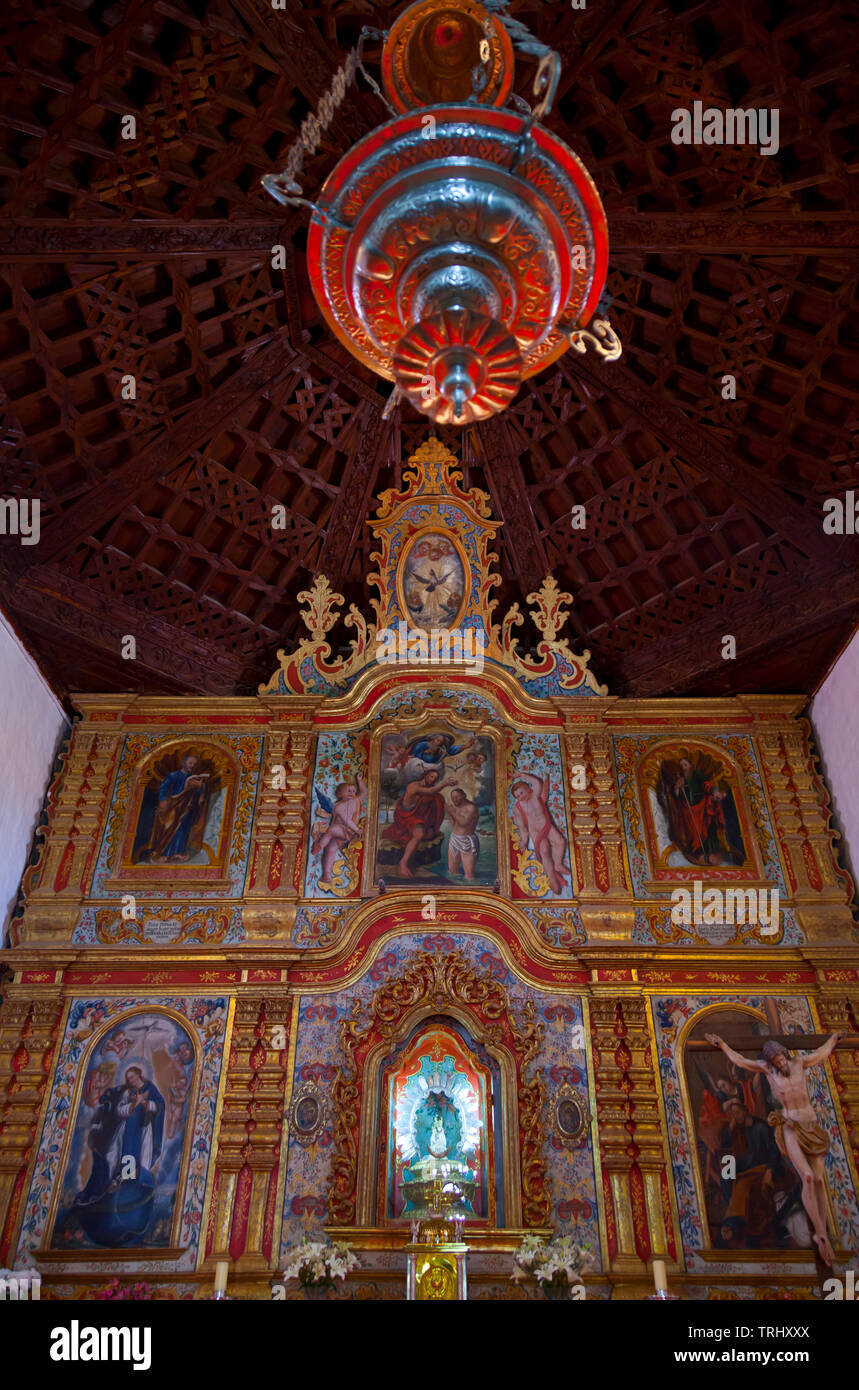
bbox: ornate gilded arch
[326,951,551,1230]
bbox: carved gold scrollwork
[258,575,374,695]
[327,951,551,1227]
[498,575,607,695]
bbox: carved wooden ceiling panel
[0,0,856,699]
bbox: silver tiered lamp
[263,0,619,427]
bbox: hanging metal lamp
[263,0,620,425]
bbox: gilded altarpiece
[1,440,858,1299]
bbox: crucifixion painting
[689,1003,850,1266]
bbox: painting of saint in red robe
[131,748,223,866]
[654,750,747,868]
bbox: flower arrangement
[512,1233,595,1294]
[281,1236,359,1290]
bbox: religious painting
[305,732,366,897]
[117,741,237,882]
[50,1011,197,1251]
[639,742,756,880]
[397,530,468,629]
[508,733,573,898]
[681,1008,810,1255]
[288,1080,328,1148]
[379,1020,495,1224]
[369,725,498,887]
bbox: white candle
[214,1260,229,1295]
[652,1259,667,1293]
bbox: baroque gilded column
[563,708,634,941]
[589,992,679,1279]
[19,706,125,942]
[203,993,291,1274]
[587,730,630,896]
[563,727,598,895]
[279,719,315,899]
[752,702,855,941]
[246,701,318,938]
[0,987,64,1263]
[244,724,293,939]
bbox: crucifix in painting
[699,1006,850,1266]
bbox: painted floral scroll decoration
[259,575,375,695]
[499,576,606,695]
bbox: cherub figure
[511,771,570,895]
[103,1028,132,1060]
[311,775,367,884]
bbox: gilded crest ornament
[260,439,605,700]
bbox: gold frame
[395,523,470,633]
[636,737,764,888]
[109,736,240,887]
[41,1005,203,1260]
[360,711,509,897]
[550,1085,589,1150]
[353,998,522,1229]
[373,1015,499,1229]
[675,1002,840,1258]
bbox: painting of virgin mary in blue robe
[52,1013,194,1250]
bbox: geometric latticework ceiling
[0,0,856,700]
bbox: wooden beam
[474,416,548,595]
[609,213,859,255]
[315,403,387,587]
[618,554,859,696]
[1,568,246,695]
[4,332,308,576]
[563,355,829,558]
[0,221,291,259]
[1,215,857,260]
[231,0,376,148]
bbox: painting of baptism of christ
[127,744,231,872]
[372,728,497,887]
[641,743,752,876]
[51,1012,196,1251]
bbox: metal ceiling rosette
[263,0,619,425]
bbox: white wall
[0,611,68,938]
[811,627,859,884]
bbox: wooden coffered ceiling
[0,0,857,701]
